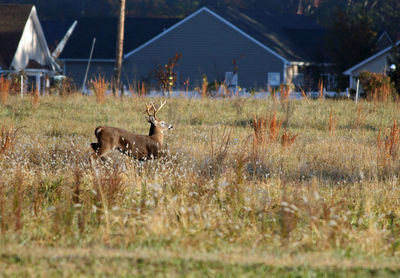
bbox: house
[45,6,332,92]
[0,4,60,92]
[343,41,400,89]
[123,6,333,91]
[375,31,393,52]
[42,17,179,88]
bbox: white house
[0,4,60,92]
[344,41,400,89]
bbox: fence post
[20,75,23,97]
[355,79,360,104]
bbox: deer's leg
[91,142,100,153]
[90,143,112,166]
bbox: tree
[372,0,400,41]
[153,53,182,96]
[326,7,376,73]
[387,44,400,95]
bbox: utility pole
[297,0,303,14]
[113,0,126,97]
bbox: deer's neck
[149,124,164,145]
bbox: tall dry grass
[0,126,17,156]
[0,75,11,105]
[31,87,40,109]
[201,75,208,99]
[328,109,337,136]
[91,76,108,103]
[318,79,324,99]
[0,95,400,267]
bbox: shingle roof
[0,4,33,69]
[41,19,75,53]
[42,6,330,64]
[208,6,330,63]
[42,17,180,60]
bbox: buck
[90,101,173,164]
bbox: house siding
[63,61,114,87]
[352,54,389,76]
[123,10,284,89]
[349,53,389,89]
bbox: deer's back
[95,126,161,160]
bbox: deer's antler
[145,103,154,117]
[145,101,166,120]
[152,101,167,120]
[155,101,165,120]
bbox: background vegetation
[1,94,400,276]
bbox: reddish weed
[281,131,298,148]
[31,87,40,109]
[0,75,10,105]
[280,84,291,104]
[377,120,400,171]
[253,112,283,145]
[91,76,108,103]
[0,126,17,155]
[318,79,324,99]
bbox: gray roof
[42,17,180,60]
[0,4,33,69]
[207,6,330,63]
[42,6,330,64]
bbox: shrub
[153,53,182,95]
[358,71,395,102]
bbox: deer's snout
[168,124,174,130]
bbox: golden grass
[1,95,400,273]
[328,109,337,136]
[0,125,17,155]
[31,87,40,109]
[3,245,400,271]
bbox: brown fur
[90,116,173,164]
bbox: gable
[124,7,288,63]
[376,31,393,52]
[123,9,286,87]
[344,41,400,75]
[124,7,329,64]
[11,6,57,71]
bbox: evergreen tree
[326,7,376,73]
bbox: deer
[90,101,173,165]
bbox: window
[293,73,304,87]
[268,72,280,86]
[225,72,238,86]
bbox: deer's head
[146,101,173,134]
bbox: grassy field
[1,94,400,276]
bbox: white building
[0,4,60,93]
[344,41,399,89]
